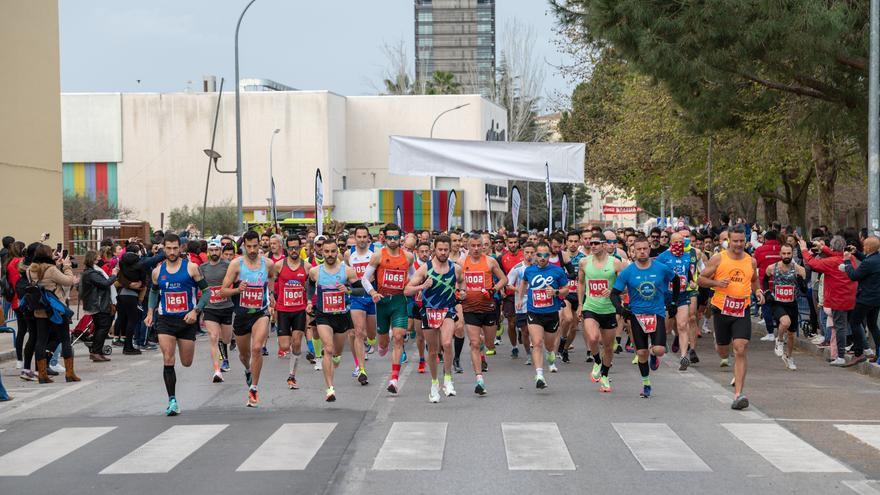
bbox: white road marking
[0,381,93,421]
[105,368,128,376]
[0,427,115,476]
[835,425,880,452]
[237,423,336,471]
[843,480,880,495]
[501,422,575,471]
[373,422,447,470]
[722,423,850,473]
[101,424,227,474]
[612,423,711,472]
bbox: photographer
[843,236,880,363]
[80,250,118,362]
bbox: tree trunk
[811,136,838,231]
[787,194,808,233]
[762,195,778,224]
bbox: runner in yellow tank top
[699,227,764,411]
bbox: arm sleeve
[671,271,681,301]
[148,286,160,309]
[361,264,377,295]
[306,278,316,301]
[610,288,628,316]
[349,287,367,297]
[196,278,211,310]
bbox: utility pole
[869,0,879,235]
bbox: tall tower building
[414,0,496,96]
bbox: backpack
[19,265,48,313]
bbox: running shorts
[712,306,752,345]
[350,295,376,315]
[203,307,232,325]
[156,315,198,341]
[627,313,667,350]
[582,310,618,330]
[697,288,713,307]
[276,310,307,336]
[515,313,528,329]
[376,295,409,334]
[502,296,516,318]
[464,311,498,327]
[420,308,459,330]
[315,311,353,334]
[233,311,270,336]
[527,312,559,333]
[772,303,799,329]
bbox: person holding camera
[80,250,118,362]
[843,236,880,363]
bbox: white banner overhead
[388,136,585,183]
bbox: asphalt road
[1,327,878,495]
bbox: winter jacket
[844,251,880,307]
[802,247,857,311]
[80,267,117,314]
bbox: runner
[344,225,377,382]
[273,235,312,390]
[405,235,463,402]
[698,226,763,410]
[763,243,805,370]
[460,236,508,395]
[560,230,586,363]
[517,241,569,389]
[656,232,697,371]
[506,242,535,365]
[361,223,414,394]
[409,241,431,373]
[308,238,362,401]
[216,230,279,408]
[144,233,212,416]
[199,241,233,382]
[610,235,680,398]
[500,232,524,358]
[578,232,625,392]
[268,234,286,264]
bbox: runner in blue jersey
[517,242,570,390]
[560,231,586,363]
[217,230,279,408]
[655,231,698,371]
[610,236,681,398]
[405,235,464,403]
[145,233,212,416]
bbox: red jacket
[803,246,857,311]
[754,240,781,289]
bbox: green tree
[425,71,461,95]
[63,193,132,225]
[168,201,237,237]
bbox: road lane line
[0,381,93,422]
[842,480,880,495]
[722,423,850,473]
[237,423,336,471]
[612,423,712,472]
[0,427,115,476]
[106,368,128,376]
[502,422,575,471]
[101,424,227,474]
[373,422,447,470]
[835,425,880,452]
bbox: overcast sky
[59,1,572,111]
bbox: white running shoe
[15,360,23,369]
[429,383,441,403]
[549,363,558,373]
[524,355,532,366]
[829,357,846,366]
[314,360,323,371]
[760,334,775,342]
[783,356,797,371]
[443,380,456,396]
[49,363,65,374]
[811,335,826,344]
[774,340,784,357]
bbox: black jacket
[80,267,117,314]
[844,252,880,307]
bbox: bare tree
[372,38,422,95]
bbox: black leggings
[35,318,73,361]
[90,312,114,354]
[16,309,36,368]
[115,295,140,350]
[850,303,880,355]
[14,308,30,361]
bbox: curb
[0,349,13,363]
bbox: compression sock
[163,365,176,398]
[218,342,228,361]
[546,351,556,364]
[454,336,464,360]
[290,352,299,375]
[601,364,611,377]
[593,353,602,365]
[313,338,323,358]
[307,339,315,355]
[638,361,650,378]
[558,337,567,354]
[391,363,401,380]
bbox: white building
[60,91,509,232]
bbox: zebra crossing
[0,421,877,477]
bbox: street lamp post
[429,102,470,229]
[268,128,280,227]
[869,0,879,234]
[234,0,258,234]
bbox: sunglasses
[606,240,617,244]
[660,236,669,239]
[535,253,551,258]
[650,234,659,238]
[386,235,401,240]
[589,241,602,246]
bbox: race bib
[588,279,608,298]
[321,290,346,313]
[352,262,369,277]
[282,283,305,307]
[668,275,688,292]
[164,291,190,313]
[774,284,795,303]
[721,296,747,317]
[532,288,554,309]
[567,280,578,292]
[465,271,486,292]
[425,307,448,329]
[240,285,265,309]
[208,286,226,304]
[381,269,406,290]
[636,314,657,334]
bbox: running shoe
[671,335,680,354]
[782,356,797,371]
[535,375,547,389]
[614,341,623,354]
[230,339,237,351]
[365,342,375,354]
[401,350,409,364]
[357,371,369,386]
[220,359,230,372]
[561,349,570,363]
[720,358,729,367]
[774,340,784,357]
[278,349,289,359]
[261,346,269,356]
[387,379,399,394]
[453,358,463,374]
[524,355,532,366]
[759,333,775,342]
[590,363,601,383]
[481,357,488,373]
[632,355,639,365]
[351,367,359,378]
[14,360,22,369]
[689,349,700,364]
[585,354,594,363]
[486,349,496,356]
[494,336,502,347]
[443,380,456,396]
[331,355,341,368]
[549,363,558,373]
[599,376,612,393]
[418,359,426,373]
[20,370,35,381]
[245,370,253,387]
[325,387,336,402]
[165,397,180,416]
[429,383,441,403]
[731,395,749,410]
[474,379,486,396]
[649,354,660,371]
[511,347,519,359]
[679,356,690,371]
[315,360,323,371]
[247,388,259,407]
[730,376,736,387]
[378,345,389,357]
[306,351,316,364]
[640,384,652,398]
[212,371,224,383]
[829,357,846,366]
[287,374,299,389]
[625,342,635,353]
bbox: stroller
[70,314,113,356]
